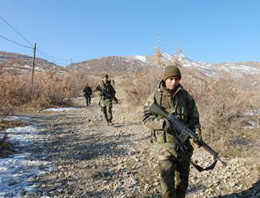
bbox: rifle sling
[165,119,217,172]
[190,158,218,172]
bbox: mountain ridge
[0,51,67,75]
[1,51,260,78]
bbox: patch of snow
[162,53,173,62]
[134,55,147,62]
[6,126,40,147]
[0,154,54,197]
[3,67,27,72]
[34,67,44,71]
[21,64,31,69]
[74,96,85,100]
[3,115,37,122]
[244,109,260,116]
[221,64,259,75]
[0,123,55,197]
[43,107,78,112]
[246,120,258,126]
[244,120,259,129]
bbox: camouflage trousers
[153,141,192,198]
[99,98,113,122]
[85,96,91,106]
[101,106,113,122]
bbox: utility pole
[31,43,36,86]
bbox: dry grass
[0,70,96,116]
[124,67,260,157]
[123,67,163,106]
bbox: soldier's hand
[163,119,171,134]
[193,128,202,147]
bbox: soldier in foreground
[143,65,202,198]
[83,84,92,106]
[96,74,116,125]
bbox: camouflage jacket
[143,80,201,141]
[83,86,92,97]
[96,81,116,106]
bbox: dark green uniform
[143,80,201,198]
[96,80,116,125]
[83,85,92,106]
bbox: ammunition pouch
[152,130,175,144]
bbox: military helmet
[163,65,181,81]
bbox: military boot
[105,118,110,125]
[107,119,113,126]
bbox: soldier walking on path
[83,84,92,106]
[143,65,202,198]
[96,74,116,126]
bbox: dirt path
[25,79,260,198]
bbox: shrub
[0,70,96,116]
[0,133,15,158]
[124,67,163,106]
[124,66,260,148]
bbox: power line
[37,48,66,62]
[1,15,68,65]
[0,15,33,47]
[36,49,58,64]
[37,49,68,65]
[0,32,65,65]
[0,33,65,65]
[0,33,33,49]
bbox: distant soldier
[83,84,92,106]
[96,74,116,125]
[143,65,202,198]
[111,79,115,86]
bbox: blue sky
[1,0,260,66]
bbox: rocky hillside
[129,53,260,77]
[128,53,260,89]
[0,51,67,75]
[67,52,260,81]
[2,50,260,87]
[66,55,151,73]
[171,53,260,78]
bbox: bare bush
[0,73,31,115]
[124,68,163,106]
[0,70,97,116]
[0,133,15,158]
[62,70,97,97]
[125,66,260,152]
[182,69,260,147]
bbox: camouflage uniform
[96,80,116,125]
[83,85,92,106]
[143,80,201,198]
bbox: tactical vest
[154,85,189,124]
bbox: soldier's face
[103,77,108,83]
[165,76,180,90]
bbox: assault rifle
[98,87,118,104]
[148,103,227,172]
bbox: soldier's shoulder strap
[154,80,166,106]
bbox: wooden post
[31,43,36,85]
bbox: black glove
[193,127,202,147]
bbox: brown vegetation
[124,66,260,158]
[123,67,163,105]
[0,133,15,157]
[0,70,96,116]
